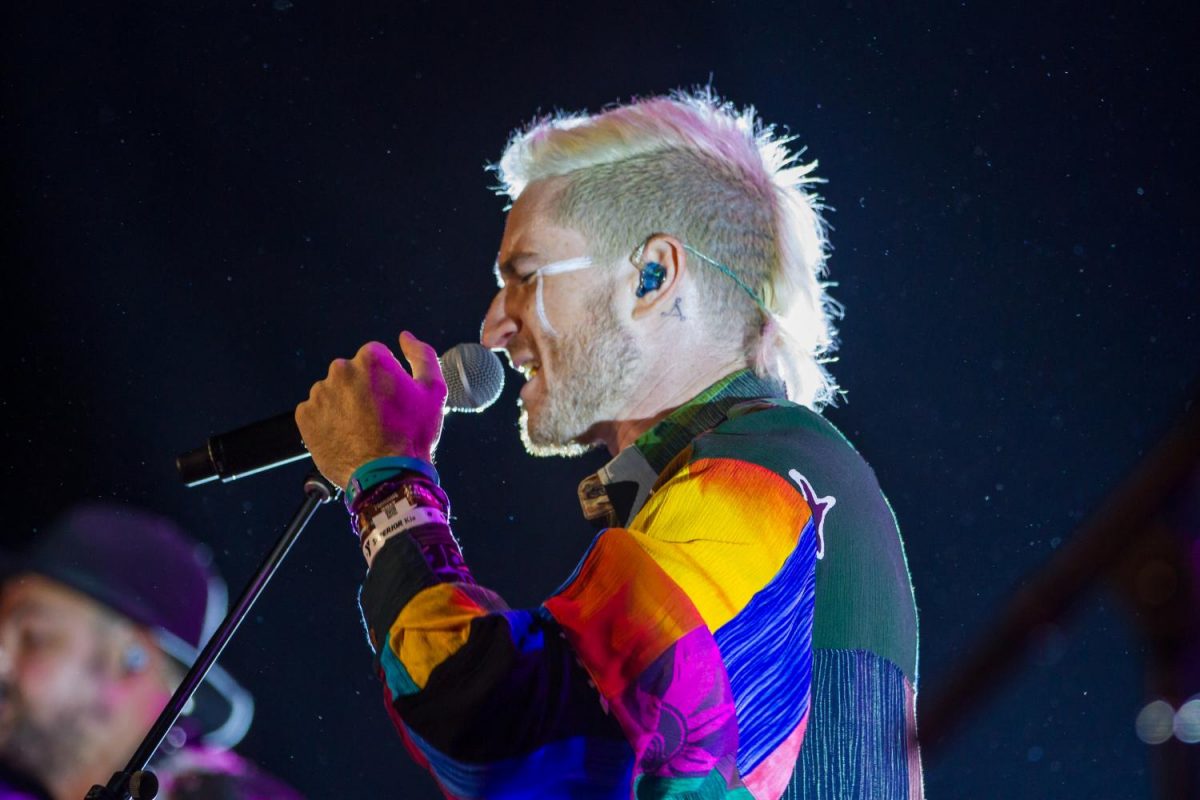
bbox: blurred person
[155,745,304,800]
[298,91,921,798]
[0,503,283,800]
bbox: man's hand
[295,331,447,489]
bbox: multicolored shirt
[358,371,921,799]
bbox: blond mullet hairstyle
[494,90,843,411]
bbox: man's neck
[602,411,676,457]
[591,357,751,456]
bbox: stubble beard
[519,300,641,458]
[0,684,93,785]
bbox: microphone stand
[86,473,339,800]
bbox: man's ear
[630,234,687,319]
[112,625,161,682]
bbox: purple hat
[2,503,254,749]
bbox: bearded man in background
[0,504,300,800]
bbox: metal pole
[86,473,338,800]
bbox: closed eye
[494,251,541,288]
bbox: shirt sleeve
[358,522,632,799]
[359,455,814,799]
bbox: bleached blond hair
[494,89,843,411]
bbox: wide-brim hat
[0,503,253,749]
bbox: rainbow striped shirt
[359,371,921,798]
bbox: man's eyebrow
[494,251,540,281]
[5,601,50,622]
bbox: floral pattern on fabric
[620,626,741,782]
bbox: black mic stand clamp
[86,473,338,800]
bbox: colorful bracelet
[345,456,440,508]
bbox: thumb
[399,331,445,391]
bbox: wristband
[346,456,440,507]
[352,477,449,541]
[353,476,471,580]
[360,496,449,567]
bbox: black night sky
[3,2,1197,797]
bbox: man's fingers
[354,341,396,366]
[398,331,445,392]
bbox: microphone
[176,343,505,487]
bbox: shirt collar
[577,369,786,527]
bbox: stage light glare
[1135,700,1174,745]
[1174,697,1200,744]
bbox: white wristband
[361,498,449,568]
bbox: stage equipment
[175,343,503,486]
[635,261,667,297]
[921,387,1200,798]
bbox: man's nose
[481,289,518,350]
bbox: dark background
[3,2,1197,797]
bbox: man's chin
[517,406,594,458]
[0,717,55,785]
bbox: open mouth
[518,361,541,381]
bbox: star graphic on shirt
[788,470,836,560]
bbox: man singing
[296,92,921,799]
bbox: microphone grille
[441,343,505,413]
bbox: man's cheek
[0,688,17,738]
[21,667,85,721]
[0,682,39,745]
